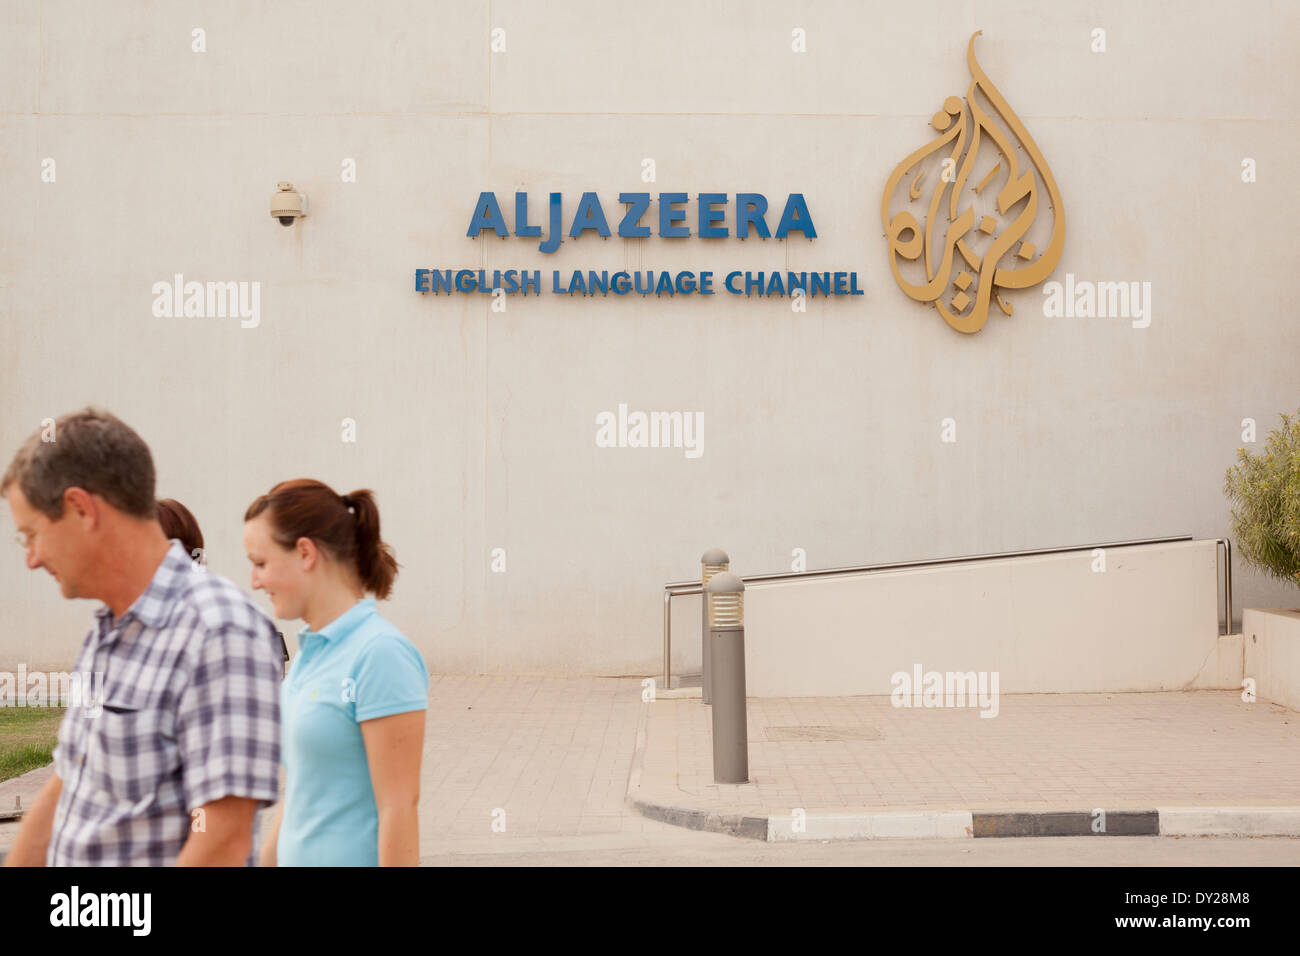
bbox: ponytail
[343,489,398,600]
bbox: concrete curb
[1157,807,1300,837]
[0,763,54,822]
[625,700,768,839]
[624,704,1300,842]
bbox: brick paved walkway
[635,690,1300,814]
[412,675,649,843]
[4,682,1298,860]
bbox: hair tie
[341,494,355,513]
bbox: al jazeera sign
[418,32,1061,332]
[420,189,863,298]
[883,31,1064,333]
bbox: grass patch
[0,707,63,782]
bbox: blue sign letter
[515,192,541,238]
[618,193,651,238]
[698,193,728,238]
[775,193,816,239]
[569,192,612,239]
[736,194,770,239]
[467,192,508,237]
[659,192,689,238]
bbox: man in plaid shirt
[2,408,282,866]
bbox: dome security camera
[270,182,308,227]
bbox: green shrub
[1224,408,1300,589]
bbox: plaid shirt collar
[93,539,192,632]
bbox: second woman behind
[243,479,428,866]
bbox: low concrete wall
[744,539,1234,697]
[1243,608,1300,712]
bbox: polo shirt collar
[94,539,192,630]
[296,598,377,647]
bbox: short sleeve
[352,634,429,722]
[177,618,282,811]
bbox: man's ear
[63,487,97,527]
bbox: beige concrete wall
[743,539,1232,696]
[1244,609,1300,712]
[1,2,1298,674]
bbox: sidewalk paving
[409,675,648,846]
[1,676,675,860]
[3,681,1298,858]
[629,688,1300,840]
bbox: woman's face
[243,513,308,622]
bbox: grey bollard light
[706,571,748,784]
[700,548,729,703]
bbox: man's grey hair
[1,408,156,520]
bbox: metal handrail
[662,534,1237,688]
[1215,537,1233,636]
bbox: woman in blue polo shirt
[242,479,428,866]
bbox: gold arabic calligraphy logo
[882,32,1065,334]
